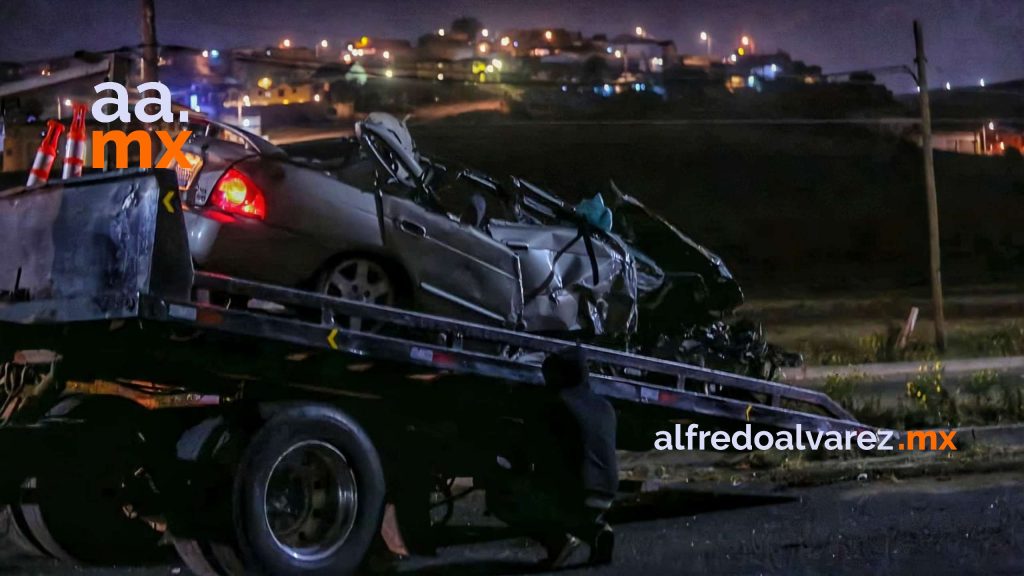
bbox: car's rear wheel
[318,257,400,331]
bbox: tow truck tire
[0,505,47,558]
[168,415,246,576]
[233,404,385,576]
[15,395,165,565]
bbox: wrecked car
[419,165,799,379]
[174,113,636,336]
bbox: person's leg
[580,492,615,565]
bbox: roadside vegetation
[820,365,1024,429]
[782,320,1024,366]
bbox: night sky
[2,0,1022,93]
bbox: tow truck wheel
[233,404,385,575]
[169,416,246,576]
[0,505,47,558]
[14,395,165,565]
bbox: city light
[438,28,445,37]
[210,49,219,58]
[257,77,272,90]
[437,72,445,81]
[500,36,511,47]
[478,43,489,54]
[202,49,209,58]
[320,39,329,48]
[482,28,489,38]
[729,53,737,63]
[699,31,712,56]
[989,121,995,130]
[382,50,390,60]
[635,26,644,37]
[385,69,394,78]
[945,82,951,90]
[281,38,291,48]
[63,99,72,106]
[313,94,321,102]
[741,35,750,46]
[491,58,503,70]
[979,78,986,87]
[614,49,622,58]
[738,47,745,56]
[545,30,553,41]
[342,53,352,63]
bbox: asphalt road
[3,472,1022,575]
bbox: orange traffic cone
[26,119,64,187]
[62,103,87,179]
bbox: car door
[380,194,524,327]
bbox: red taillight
[209,168,266,220]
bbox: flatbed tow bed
[0,169,870,574]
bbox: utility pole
[141,0,159,83]
[914,20,946,352]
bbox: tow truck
[0,168,868,574]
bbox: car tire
[316,256,405,331]
[233,404,386,576]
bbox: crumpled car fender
[487,221,637,335]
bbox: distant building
[609,34,677,74]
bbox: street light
[699,31,712,56]
[635,26,644,37]
[979,78,985,87]
[281,38,291,48]
[544,30,553,41]
[481,28,489,38]
[320,39,329,48]
[438,28,445,37]
[740,35,755,53]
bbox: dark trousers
[486,469,610,548]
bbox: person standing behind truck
[487,346,617,568]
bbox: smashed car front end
[488,221,637,336]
